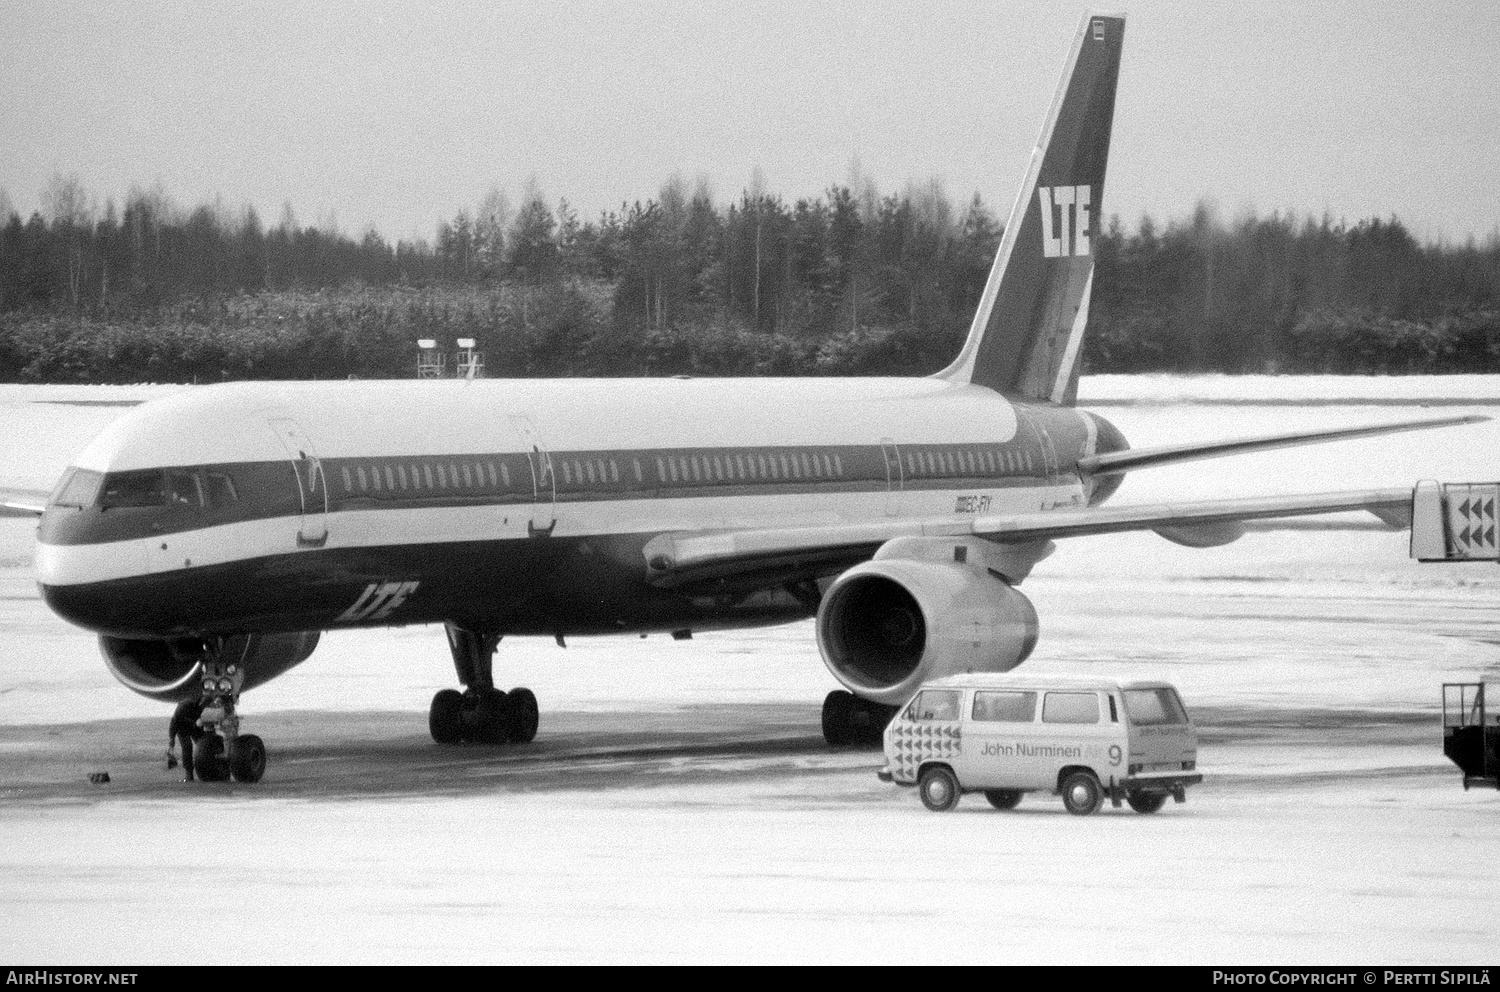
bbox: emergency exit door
[268,418,329,547]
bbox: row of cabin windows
[903,446,1033,479]
[656,450,845,486]
[339,459,514,496]
[333,445,1022,499]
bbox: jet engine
[816,538,1041,707]
[99,631,321,701]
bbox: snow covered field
[2,376,1499,964]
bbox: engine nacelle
[99,631,321,701]
[816,538,1040,706]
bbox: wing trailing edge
[0,488,48,517]
[645,486,1417,587]
[1077,414,1488,476]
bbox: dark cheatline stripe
[41,437,1073,546]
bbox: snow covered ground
[1,377,1499,964]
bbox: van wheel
[918,766,961,812]
[1126,790,1167,814]
[984,789,1023,810]
[1060,772,1103,815]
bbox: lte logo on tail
[336,581,420,623]
[1038,185,1092,258]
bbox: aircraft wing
[645,486,1413,588]
[1078,414,1486,475]
[0,487,48,517]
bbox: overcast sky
[3,0,1497,244]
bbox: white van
[878,674,1201,815]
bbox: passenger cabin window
[908,689,961,722]
[1042,692,1101,724]
[50,468,103,509]
[100,469,166,508]
[972,690,1037,723]
[1122,688,1189,726]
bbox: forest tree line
[0,174,1497,383]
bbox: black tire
[918,766,961,812]
[429,688,465,744]
[193,736,229,782]
[821,690,855,747]
[507,687,539,744]
[470,688,512,744]
[984,789,1023,810]
[1126,790,1168,814]
[228,734,267,784]
[849,698,896,748]
[1060,771,1103,816]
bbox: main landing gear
[429,623,540,745]
[182,638,267,784]
[821,689,897,747]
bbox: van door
[1122,686,1196,774]
[962,689,1041,789]
[267,418,328,548]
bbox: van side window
[908,690,961,722]
[972,691,1037,722]
[1042,692,1100,724]
[1122,688,1189,726]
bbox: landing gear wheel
[228,734,267,783]
[430,689,465,744]
[506,687,539,744]
[821,690,855,746]
[194,736,229,782]
[1126,790,1168,814]
[1061,771,1103,816]
[848,698,894,747]
[918,766,961,812]
[469,688,513,744]
[984,789,1023,810]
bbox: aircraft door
[509,414,557,535]
[881,438,904,516]
[1017,408,1059,479]
[267,418,329,548]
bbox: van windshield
[1123,688,1188,726]
[908,690,961,722]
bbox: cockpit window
[51,468,103,508]
[204,471,238,508]
[165,468,203,507]
[100,470,166,508]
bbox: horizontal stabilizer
[1077,414,1487,476]
[0,487,48,517]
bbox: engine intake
[816,539,1040,706]
[100,631,320,701]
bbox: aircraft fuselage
[35,377,1126,640]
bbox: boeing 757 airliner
[8,13,1483,781]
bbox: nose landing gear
[181,638,267,783]
[429,624,540,746]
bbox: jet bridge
[1410,481,1500,562]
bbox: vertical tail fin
[937,12,1125,405]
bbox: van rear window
[972,691,1037,722]
[1042,692,1100,724]
[1123,688,1189,726]
[909,690,961,722]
